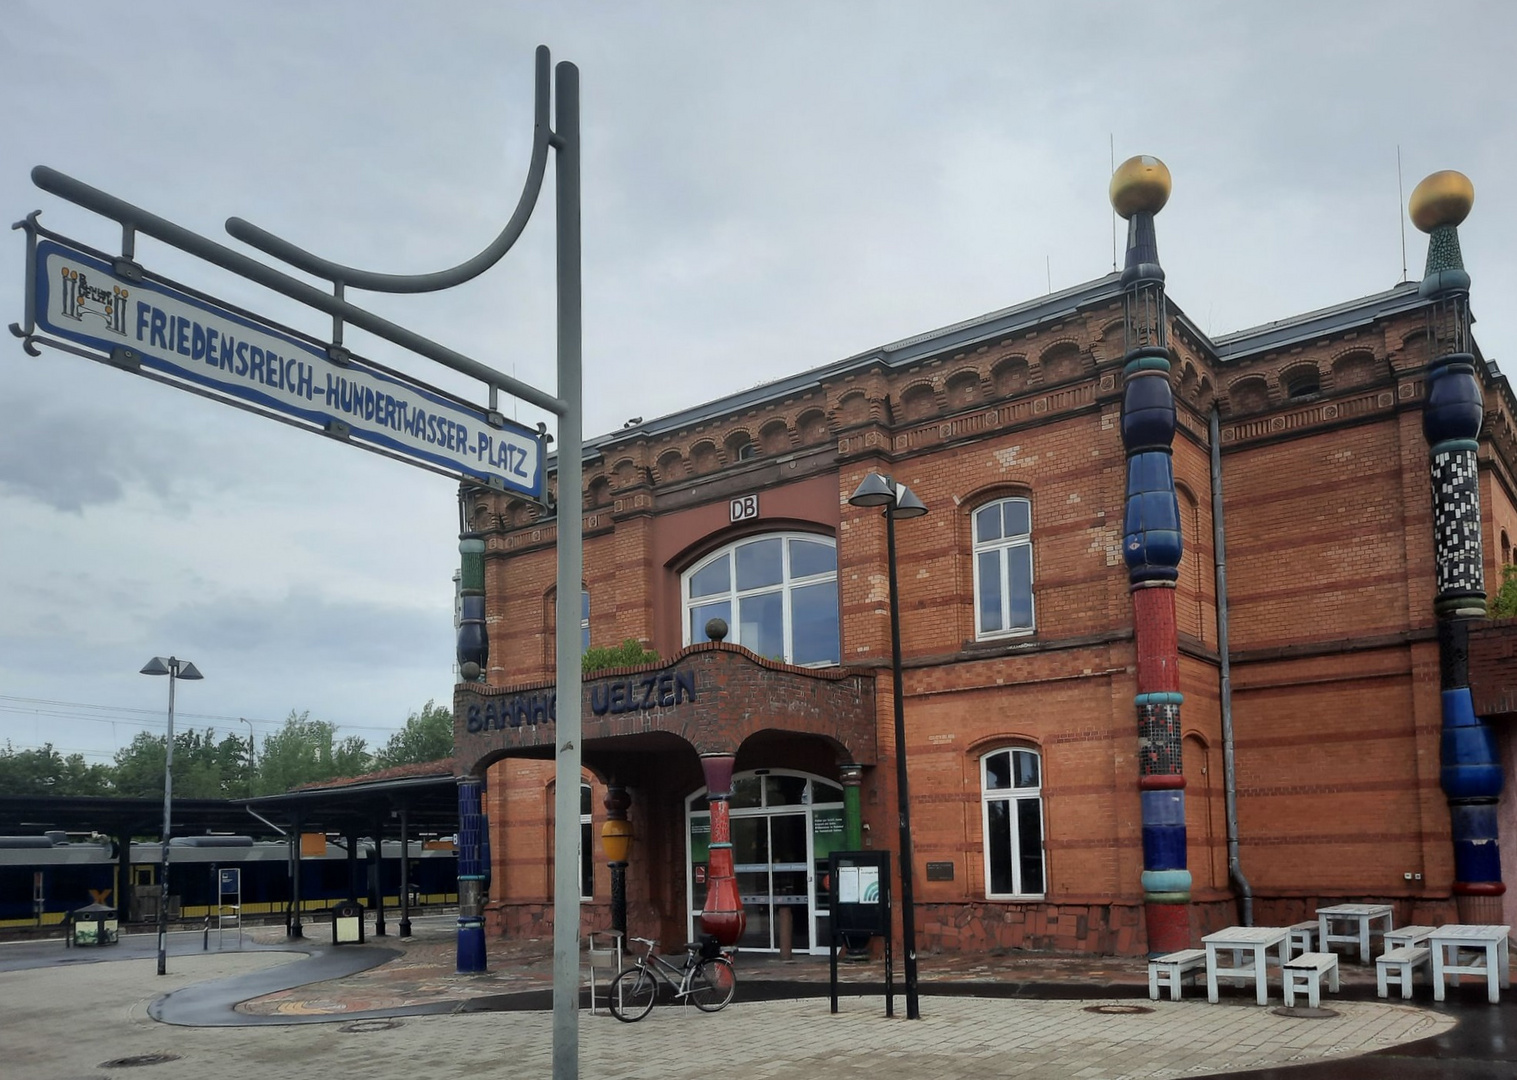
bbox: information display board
[826,850,895,1015]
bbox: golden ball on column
[1409,170,1474,232]
[1109,155,1172,218]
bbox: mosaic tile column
[456,776,487,972]
[1411,170,1505,921]
[698,753,746,946]
[456,532,488,683]
[1112,156,1190,954]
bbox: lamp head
[848,473,895,508]
[177,661,204,681]
[140,657,171,677]
[890,486,928,519]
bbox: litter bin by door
[331,900,365,945]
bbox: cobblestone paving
[0,952,1457,1080]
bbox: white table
[1316,903,1393,964]
[1203,925,1292,1005]
[1429,923,1511,1004]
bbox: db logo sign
[730,494,758,523]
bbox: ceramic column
[699,753,746,945]
[1112,156,1190,954]
[1411,170,1506,922]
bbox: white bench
[1283,951,1339,1008]
[1287,920,1318,956]
[1376,945,1430,999]
[1383,924,1437,950]
[1148,947,1206,1001]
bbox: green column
[840,764,863,850]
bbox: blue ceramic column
[1411,170,1504,922]
[1112,155,1190,954]
[456,775,487,972]
[454,530,490,970]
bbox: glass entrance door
[733,812,810,952]
[686,770,845,955]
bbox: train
[0,832,458,930]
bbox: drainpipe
[1211,406,1253,925]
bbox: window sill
[982,894,1047,904]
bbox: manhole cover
[338,1019,404,1033]
[99,1054,182,1068]
[1083,1004,1154,1015]
[1272,1006,1339,1020]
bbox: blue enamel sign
[29,237,544,498]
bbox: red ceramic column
[699,753,746,945]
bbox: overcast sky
[3,1,1516,767]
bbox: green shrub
[583,638,660,674]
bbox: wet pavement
[1,914,1514,1078]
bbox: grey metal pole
[551,57,584,1080]
[885,509,921,1019]
[157,668,176,976]
[399,807,412,938]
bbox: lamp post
[848,472,927,1020]
[141,655,203,976]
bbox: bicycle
[606,935,736,1021]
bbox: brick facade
[458,271,1517,955]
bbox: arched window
[580,783,594,900]
[980,747,1046,898]
[1284,368,1320,400]
[972,497,1035,639]
[683,533,839,665]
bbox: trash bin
[70,903,119,947]
[331,900,365,945]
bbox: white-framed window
[980,747,1046,898]
[580,783,594,900]
[973,497,1034,638]
[683,533,839,666]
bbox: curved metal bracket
[224,46,552,294]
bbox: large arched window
[683,533,839,666]
[973,497,1035,639]
[980,747,1046,898]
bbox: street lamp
[848,472,927,1020]
[141,655,204,976]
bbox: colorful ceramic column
[456,775,487,972]
[698,753,746,945]
[457,532,488,683]
[1112,155,1190,954]
[1412,170,1506,922]
[601,783,631,945]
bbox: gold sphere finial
[1409,170,1474,232]
[1109,154,1171,219]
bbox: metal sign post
[10,44,584,1079]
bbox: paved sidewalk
[3,916,1515,1079]
[0,950,1458,1080]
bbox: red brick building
[453,166,1517,958]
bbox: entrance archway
[685,770,845,954]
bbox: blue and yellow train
[0,833,458,930]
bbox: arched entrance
[685,769,845,954]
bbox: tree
[374,700,453,769]
[254,711,371,795]
[0,742,113,796]
[583,638,659,674]
[111,728,252,799]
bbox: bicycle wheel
[607,967,657,1022]
[690,956,736,1012]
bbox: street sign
[27,235,544,498]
